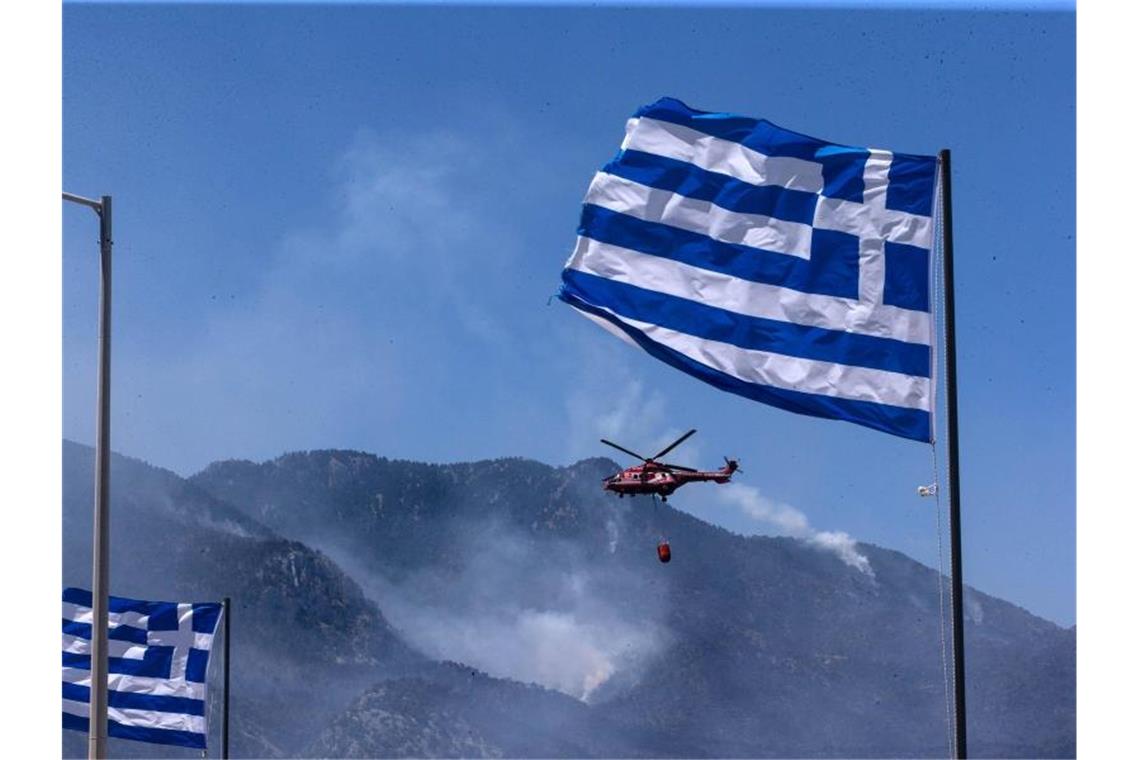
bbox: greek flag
[560,97,938,441]
[62,588,223,749]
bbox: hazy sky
[62,2,1074,625]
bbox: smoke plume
[716,483,873,575]
[314,516,669,703]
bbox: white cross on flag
[61,587,223,749]
[559,97,939,441]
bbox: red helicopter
[600,429,739,503]
[600,430,738,564]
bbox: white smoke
[808,530,873,576]
[387,598,661,702]
[594,379,665,444]
[313,522,669,703]
[606,516,620,554]
[716,483,873,575]
[967,595,985,624]
[566,373,667,463]
[89,113,540,474]
[564,368,705,469]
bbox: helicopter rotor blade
[600,439,649,462]
[658,461,700,473]
[652,429,697,461]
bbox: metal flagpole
[937,151,968,759]
[63,192,113,760]
[223,596,232,759]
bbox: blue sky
[61,3,1074,625]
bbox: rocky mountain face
[192,448,1075,758]
[62,442,1075,758]
[307,661,651,759]
[61,441,419,759]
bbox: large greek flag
[62,588,223,749]
[560,98,938,441]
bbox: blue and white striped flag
[62,587,223,749]
[560,97,938,441]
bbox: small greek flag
[62,588,223,749]
[560,97,938,441]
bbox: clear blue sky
[62,2,1074,625]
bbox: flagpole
[938,150,968,759]
[63,192,113,760]
[223,596,231,760]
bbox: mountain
[191,448,1076,758]
[60,442,1074,757]
[307,661,652,759]
[61,441,419,758]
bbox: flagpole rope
[931,166,955,760]
[932,442,953,760]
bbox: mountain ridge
[193,445,1064,630]
[62,441,1074,757]
[189,445,1075,757]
